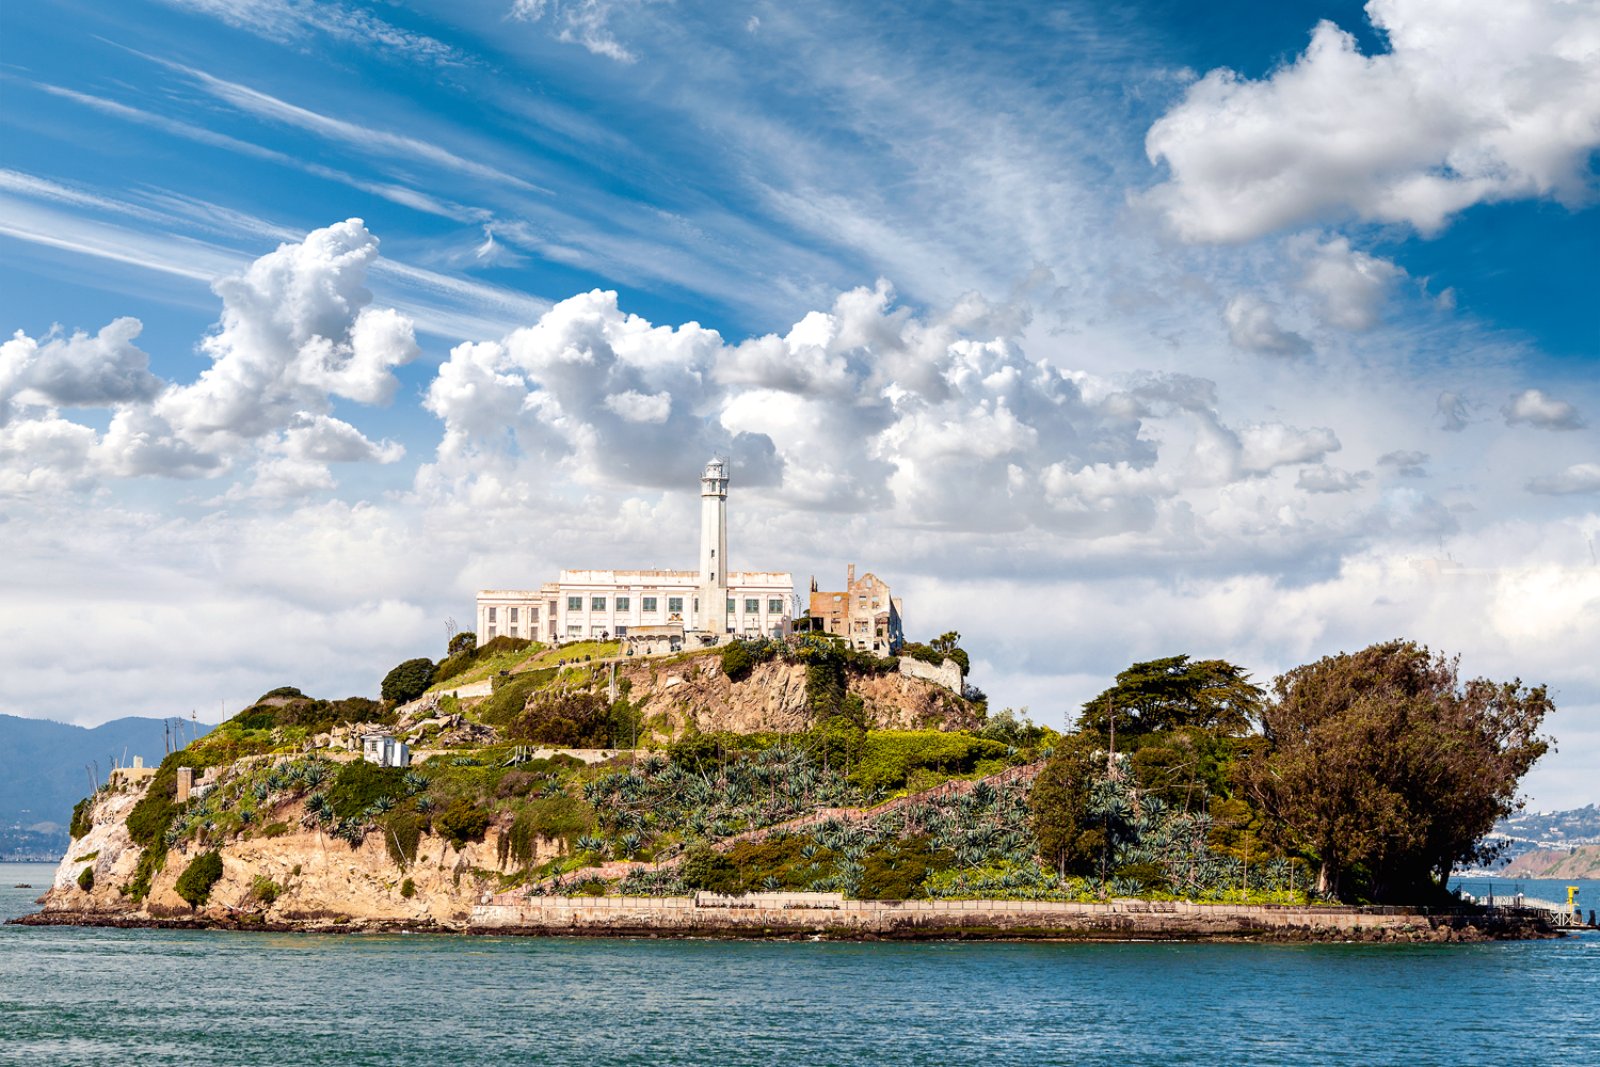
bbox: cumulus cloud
[424,288,781,492]
[1503,388,1586,430]
[1144,0,1600,241]
[1437,390,1471,432]
[0,318,162,420]
[1526,463,1600,495]
[0,220,419,495]
[1378,449,1429,477]
[1238,422,1341,473]
[1297,465,1369,493]
[1223,294,1310,356]
[1299,237,1402,331]
[158,220,418,444]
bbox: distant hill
[1500,844,1600,880]
[0,714,213,859]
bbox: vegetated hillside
[1499,844,1600,880]
[37,638,1552,924]
[0,714,213,855]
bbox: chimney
[847,563,856,587]
[176,766,193,803]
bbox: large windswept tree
[1078,655,1264,737]
[1242,640,1552,903]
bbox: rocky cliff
[41,779,558,930]
[617,655,980,736]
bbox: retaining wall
[468,894,1532,940]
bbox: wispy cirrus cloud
[158,0,469,68]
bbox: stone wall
[897,655,963,693]
[468,894,1537,941]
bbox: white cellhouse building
[476,459,798,645]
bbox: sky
[1,0,1596,809]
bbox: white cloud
[157,219,419,445]
[1377,449,1429,477]
[1297,465,1369,493]
[1504,387,1586,430]
[1144,0,1600,241]
[158,1,469,67]
[511,0,647,63]
[281,413,405,464]
[1526,463,1600,495]
[0,318,162,420]
[1299,236,1402,331]
[1239,422,1341,473]
[1223,294,1310,356]
[603,389,672,424]
[1437,390,1471,432]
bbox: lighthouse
[699,457,729,633]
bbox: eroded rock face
[41,795,566,928]
[617,655,980,737]
[47,788,145,913]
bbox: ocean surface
[2,863,1597,1066]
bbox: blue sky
[1,1,1596,807]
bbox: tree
[929,631,970,676]
[1078,655,1263,737]
[1242,640,1551,903]
[1030,734,1108,878]
[448,631,477,656]
[381,657,435,704]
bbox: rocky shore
[11,893,1558,943]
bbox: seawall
[464,892,1554,942]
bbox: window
[488,607,497,622]
[510,607,519,623]
[727,598,736,613]
[768,599,784,613]
[833,595,842,603]
[592,596,607,611]
[567,596,582,612]
[566,625,582,637]
[487,626,497,638]
[616,597,630,612]
[745,598,759,613]
[642,596,658,612]
[528,608,539,622]
[668,596,684,613]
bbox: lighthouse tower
[698,457,729,633]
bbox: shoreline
[10,897,1562,944]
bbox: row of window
[485,606,538,624]
[561,595,786,614]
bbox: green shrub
[851,731,1010,792]
[477,672,544,727]
[400,877,416,898]
[721,641,756,681]
[77,866,95,892]
[680,844,738,893]
[260,821,292,838]
[432,650,477,686]
[326,761,410,820]
[258,686,305,702]
[174,851,224,908]
[70,795,94,839]
[250,875,281,904]
[381,657,436,704]
[857,837,951,900]
[381,809,429,867]
[449,631,478,656]
[510,691,611,747]
[438,800,491,849]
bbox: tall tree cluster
[1031,642,1553,904]
[1242,640,1551,902]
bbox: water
[3,862,1598,1066]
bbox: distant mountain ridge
[0,714,213,859]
